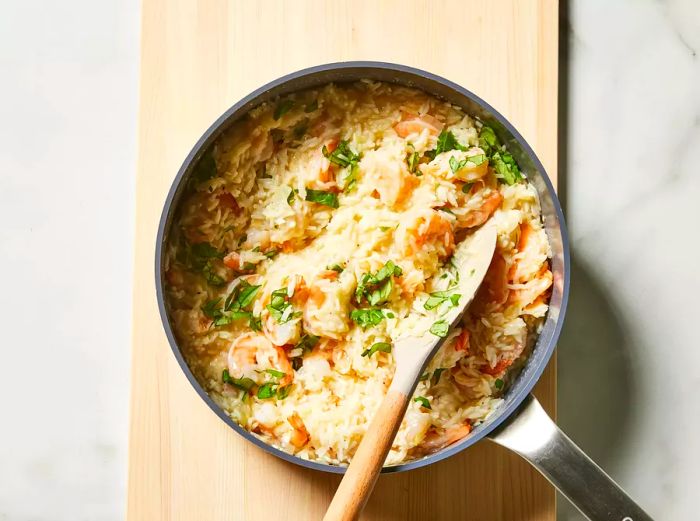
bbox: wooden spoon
[323,220,498,521]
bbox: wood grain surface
[127,1,559,519]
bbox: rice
[164,81,553,466]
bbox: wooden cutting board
[127,1,559,519]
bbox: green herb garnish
[266,286,301,324]
[305,189,339,208]
[322,140,360,168]
[327,263,345,273]
[295,334,320,353]
[305,99,318,113]
[429,319,449,338]
[222,369,255,392]
[431,368,446,385]
[426,130,467,160]
[257,382,277,399]
[287,187,298,205]
[273,99,294,120]
[276,385,292,400]
[414,396,432,409]
[424,290,462,311]
[265,368,287,379]
[406,143,420,174]
[495,378,504,390]
[361,342,392,357]
[350,308,385,329]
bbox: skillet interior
[155,61,570,473]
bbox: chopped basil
[257,382,277,399]
[293,119,308,140]
[495,378,504,390]
[276,385,292,400]
[419,372,430,381]
[430,319,449,337]
[222,369,254,392]
[191,242,224,260]
[426,130,467,159]
[304,99,318,113]
[287,187,298,205]
[295,334,320,353]
[201,298,222,319]
[467,153,486,166]
[431,368,446,385]
[266,286,301,324]
[361,342,392,357]
[406,143,420,174]
[478,126,499,156]
[491,150,522,185]
[202,264,226,286]
[305,189,339,208]
[264,249,279,259]
[265,368,287,379]
[327,263,345,273]
[478,126,523,185]
[341,164,359,192]
[385,311,395,319]
[355,260,402,306]
[424,290,461,311]
[414,396,432,409]
[273,99,294,120]
[462,182,474,194]
[249,314,262,332]
[322,140,360,168]
[350,308,385,329]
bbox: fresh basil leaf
[492,151,523,185]
[462,182,474,194]
[201,298,222,319]
[350,308,385,329]
[327,263,344,273]
[295,334,320,353]
[367,278,393,306]
[264,249,279,259]
[361,342,392,357]
[202,263,226,286]
[222,369,255,392]
[419,372,430,381]
[406,143,420,174]
[322,140,360,168]
[249,314,262,332]
[435,130,466,156]
[276,384,292,400]
[429,319,449,337]
[237,283,261,309]
[478,126,499,155]
[287,187,298,205]
[424,295,445,310]
[191,242,224,259]
[265,368,287,379]
[342,163,358,192]
[414,396,432,409]
[431,368,446,385]
[450,293,461,307]
[467,153,486,166]
[305,189,339,208]
[257,382,277,399]
[495,378,504,390]
[273,99,294,120]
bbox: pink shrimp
[458,191,503,229]
[420,424,472,452]
[227,333,293,386]
[403,211,455,257]
[287,413,310,449]
[394,113,444,138]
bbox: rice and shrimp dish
[164,81,553,465]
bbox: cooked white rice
[164,81,553,466]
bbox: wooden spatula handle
[323,389,410,521]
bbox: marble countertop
[0,1,697,520]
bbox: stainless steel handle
[488,394,653,521]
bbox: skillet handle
[488,394,653,521]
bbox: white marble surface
[0,0,698,520]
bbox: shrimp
[419,424,472,452]
[217,190,240,214]
[308,141,338,190]
[287,413,310,449]
[510,265,553,309]
[227,333,293,386]
[394,113,444,138]
[480,357,513,376]
[302,272,354,339]
[454,328,470,353]
[362,148,418,207]
[457,190,503,229]
[165,267,184,287]
[473,251,509,311]
[402,211,454,257]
